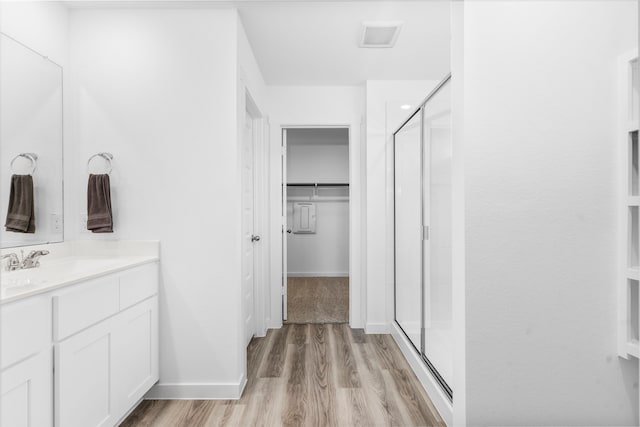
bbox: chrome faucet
[20,250,50,269]
[1,250,50,271]
[2,253,20,271]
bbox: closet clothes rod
[286,183,349,187]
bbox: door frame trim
[280,124,354,325]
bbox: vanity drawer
[53,276,119,341]
[119,263,158,310]
[0,294,51,370]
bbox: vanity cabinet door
[112,296,159,415]
[1,350,52,427]
[1,294,51,370]
[55,320,117,427]
[55,296,158,427]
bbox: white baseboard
[391,322,452,426]
[146,374,246,400]
[365,322,390,334]
[287,272,349,277]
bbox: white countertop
[1,241,159,304]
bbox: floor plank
[306,324,338,427]
[260,326,290,378]
[122,324,446,427]
[331,324,361,388]
[349,327,367,344]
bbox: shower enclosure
[394,75,452,399]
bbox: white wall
[364,80,439,333]
[458,1,638,424]
[286,130,349,276]
[268,85,364,327]
[287,202,349,276]
[287,144,349,183]
[68,8,246,398]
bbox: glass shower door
[394,111,423,351]
[422,82,453,393]
[393,75,452,400]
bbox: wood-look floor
[286,277,349,324]
[121,324,445,427]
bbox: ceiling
[239,1,451,86]
[65,0,451,86]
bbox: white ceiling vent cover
[360,21,403,48]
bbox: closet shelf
[627,267,640,280]
[628,197,640,206]
[286,182,349,202]
[287,196,349,202]
[627,121,639,133]
[287,182,349,187]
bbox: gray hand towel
[87,174,113,233]
[5,174,35,233]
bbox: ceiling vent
[360,21,403,48]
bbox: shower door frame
[392,74,453,401]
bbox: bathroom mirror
[0,33,64,248]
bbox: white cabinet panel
[53,276,119,341]
[119,263,158,310]
[0,294,50,370]
[55,320,116,427]
[1,350,52,427]
[112,297,159,414]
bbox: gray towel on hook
[5,174,35,233]
[87,174,113,233]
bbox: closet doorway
[282,127,350,323]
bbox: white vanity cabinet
[0,259,159,427]
[54,263,159,427]
[0,294,53,427]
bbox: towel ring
[10,153,38,175]
[87,152,114,174]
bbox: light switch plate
[50,213,62,232]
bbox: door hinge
[422,226,429,240]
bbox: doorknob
[286,229,292,234]
[251,235,261,242]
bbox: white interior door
[282,129,288,321]
[242,112,256,346]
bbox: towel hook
[10,153,38,175]
[87,152,114,174]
